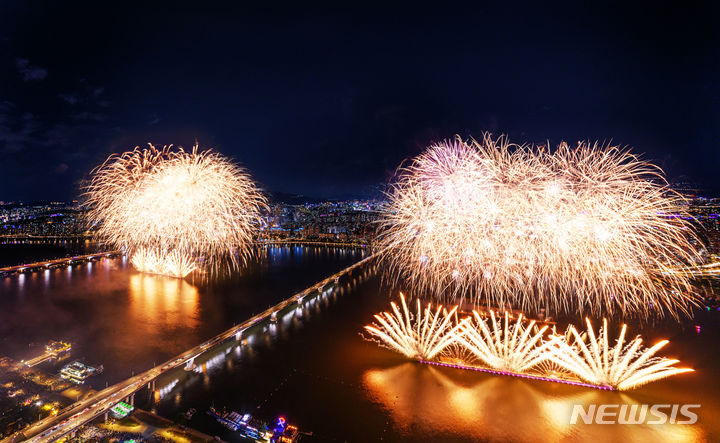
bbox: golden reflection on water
[129,274,200,332]
[363,362,704,442]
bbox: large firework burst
[84,144,267,277]
[377,134,701,317]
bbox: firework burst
[454,311,555,373]
[546,319,694,390]
[363,293,466,360]
[365,296,693,391]
[377,134,700,317]
[130,247,198,278]
[84,144,267,276]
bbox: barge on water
[207,407,300,442]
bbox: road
[5,253,376,442]
[0,251,121,276]
[0,235,93,240]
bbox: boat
[207,407,302,442]
[207,407,244,431]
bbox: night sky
[1,2,718,201]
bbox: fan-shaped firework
[377,134,700,317]
[84,144,267,277]
[454,311,554,373]
[364,296,693,390]
[363,293,466,360]
[130,247,198,278]
[545,318,693,390]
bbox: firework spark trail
[377,134,701,317]
[365,296,693,390]
[363,293,467,360]
[84,144,267,276]
[130,247,198,278]
[129,247,164,275]
[453,311,556,373]
[545,318,694,391]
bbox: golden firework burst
[377,134,701,317]
[84,144,267,277]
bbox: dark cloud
[70,111,107,122]
[58,93,80,105]
[0,105,37,153]
[14,57,47,81]
[58,82,108,107]
[0,72,109,195]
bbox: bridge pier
[104,412,108,423]
[130,394,134,406]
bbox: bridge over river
[0,251,122,276]
[3,253,377,443]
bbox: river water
[0,244,719,442]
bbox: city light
[377,135,701,317]
[83,144,267,277]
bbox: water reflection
[0,244,365,388]
[110,262,717,442]
[150,269,374,406]
[129,274,200,330]
[363,362,704,442]
[5,245,709,441]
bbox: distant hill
[266,191,381,205]
[266,192,324,205]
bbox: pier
[22,341,71,368]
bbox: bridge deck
[0,251,121,275]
